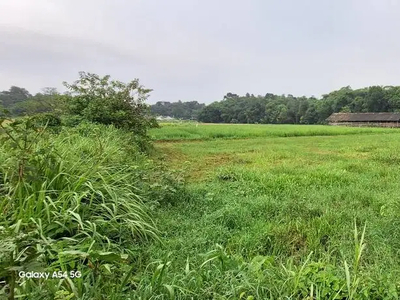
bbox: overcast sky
[1,0,400,104]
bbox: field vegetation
[2,73,400,299]
[149,122,396,141]
[147,124,400,299]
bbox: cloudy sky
[1,0,400,104]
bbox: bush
[63,72,158,137]
[28,113,62,133]
[61,115,85,127]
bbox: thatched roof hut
[326,113,400,127]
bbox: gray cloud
[1,0,400,103]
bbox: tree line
[3,83,400,125]
[150,100,205,120]
[151,86,400,124]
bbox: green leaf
[164,284,175,300]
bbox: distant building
[327,112,400,127]
[156,116,175,121]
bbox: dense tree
[197,104,223,123]
[198,85,400,124]
[0,86,32,108]
[301,104,319,124]
[365,86,388,112]
[10,88,66,116]
[224,92,239,100]
[387,87,400,111]
[150,100,205,119]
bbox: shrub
[28,113,62,133]
[63,72,159,137]
[60,115,85,127]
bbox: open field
[149,123,398,141]
[3,122,400,298]
[147,124,400,298]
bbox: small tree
[63,72,158,136]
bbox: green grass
[3,122,400,299]
[145,125,400,299]
[149,123,398,141]
[0,122,183,299]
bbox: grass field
[147,123,400,298]
[3,122,400,298]
[149,123,397,141]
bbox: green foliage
[29,113,62,132]
[143,126,400,299]
[197,105,223,123]
[60,115,86,127]
[197,86,400,124]
[4,83,400,126]
[127,240,399,299]
[17,89,65,116]
[2,121,400,298]
[3,73,400,299]
[150,123,395,141]
[151,101,205,120]
[0,120,186,299]
[0,86,32,109]
[144,164,188,206]
[0,87,66,117]
[63,72,158,136]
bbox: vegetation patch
[3,76,400,298]
[150,123,397,141]
[145,126,400,299]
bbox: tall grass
[0,121,184,299]
[123,223,384,299]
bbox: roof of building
[156,116,175,120]
[327,112,400,122]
